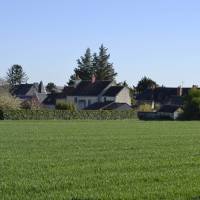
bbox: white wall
[65,96,98,109]
[115,88,131,105]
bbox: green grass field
[1,120,200,200]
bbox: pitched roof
[12,83,38,96]
[84,101,113,110]
[103,86,124,97]
[136,87,191,105]
[62,86,75,96]
[84,101,132,110]
[69,80,112,96]
[104,103,132,110]
[158,105,182,113]
[42,93,57,105]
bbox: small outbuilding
[157,105,183,120]
[138,105,183,120]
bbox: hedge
[0,109,136,120]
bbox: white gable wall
[115,87,131,105]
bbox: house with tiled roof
[11,81,47,104]
[55,77,131,110]
[136,86,192,107]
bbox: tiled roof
[62,86,75,96]
[84,101,113,110]
[42,93,57,105]
[103,86,124,97]
[104,103,132,110]
[84,101,132,110]
[12,83,38,96]
[136,87,191,105]
[69,80,112,96]
[158,105,181,113]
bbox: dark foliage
[137,76,157,93]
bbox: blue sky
[0,0,200,87]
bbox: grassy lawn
[1,120,200,200]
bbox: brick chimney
[91,74,96,84]
[177,86,183,96]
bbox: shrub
[55,102,76,112]
[138,103,152,112]
[21,98,40,110]
[0,94,21,111]
[183,88,200,119]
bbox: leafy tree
[6,65,28,88]
[46,82,56,93]
[94,44,117,80]
[137,76,157,93]
[183,88,200,119]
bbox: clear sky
[0,0,200,87]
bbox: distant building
[136,86,192,107]
[138,105,183,120]
[11,81,47,104]
[52,77,131,110]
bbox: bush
[21,98,40,110]
[55,102,76,112]
[137,103,152,112]
[0,94,21,111]
[183,88,200,119]
[1,109,136,120]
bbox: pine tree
[74,48,94,80]
[94,44,117,80]
[67,45,118,85]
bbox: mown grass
[1,120,200,200]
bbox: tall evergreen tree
[74,48,93,80]
[68,48,93,85]
[68,45,118,85]
[6,65,28,88]
[94,44,117,80]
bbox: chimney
[192,85,198,89]
[91,74,96,84]
[177,86,183,96]
[38,81,46,94]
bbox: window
[88,100,91,105]
[78,100,86,109]
[104,97,106,102]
